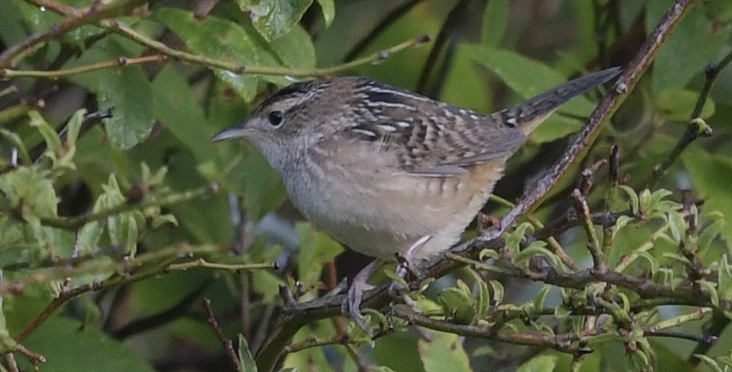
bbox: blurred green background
[1,0,732,371]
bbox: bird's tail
[498,67,622,135]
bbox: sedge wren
[212,67,621,332]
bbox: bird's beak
[211,123,248,142]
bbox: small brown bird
[212,67,621,332]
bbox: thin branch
[614,221,671,273]
[1,54,168,79]
[284,334,347,354]
[0,0,149,68]
[14,261,174,342]
[21,0,76,14]
[203,298,242,372]
[532,210,627,242]
[490,195,580,271]
[644,329,717,344]
[4,353,19,372]
[391,305,592,355]
[496,0,697,235]
[0,104,35,125]
[453,254,711,307]
[3,243,271,298]
[14,344,46,366]
[345,344,372,372]
[652,307,711,330]
[102,19,431,78]
[37,183,214,229]
[112,282,211,339]
[649,50,732,186]
[167,258,274,272]
[690,311,727,364]
[4,0,430,79]
[241,274,251,340]
[571,189,606,271]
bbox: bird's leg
[342,259,383,335]
[342,236,432,335]
[390,235,433,302]
[394,235,432,283]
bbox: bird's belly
[283,162,504,261]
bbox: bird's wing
[339,79,526,177]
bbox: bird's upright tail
[498,67,622,135]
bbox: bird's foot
[341,260,382,336]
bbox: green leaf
[296,222,344,287]
[237,0,314,41]
[533,286,551,315]
[94,174,143,256]
[151,65,213,163]
[77,221,103,255]
[718,257,732,303]
[699,214,724,253]
[370,367,398,372]
[269,24,316,69]
[440,44,492,113]
[418,331,473,372]
[488,280,504,304]
[153,8,284,101]
[516,354,558,372]
[28,110,71,168]
[705,0,732,22]
[438,283,477,325]
[383,267,409,290]
[253,270,286,302]
[647,0,732,93]
[0,129,31,166]
[65,108,85,147]
[682,148,732,246]
[20,316,156,372]
[665,210,686,245]
[637,252,659,276]
[479,248,499,260]
[464,46,594,112]
[11,0,61,34]
[0,166,59,219]
[618,185,639,215]
[0,0,28,47]
[316,0,335,26]
[695,355,725,372]
[697,279,719,307]
[463,45,598,142]
[514,242,559,268]
[656,89,715,121]
[503,222,534,255]
[238,334,258,372]
[554,305,571,319]
[476,276,490,318]
[282,322,337,372]
[481,0,509,46]
[98,57,155,150]
[0,307,17,353]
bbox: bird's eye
[267,110,284,127]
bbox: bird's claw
[342,278,375,336]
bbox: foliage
[0,0,732,372]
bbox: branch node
[415,34,432,44]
